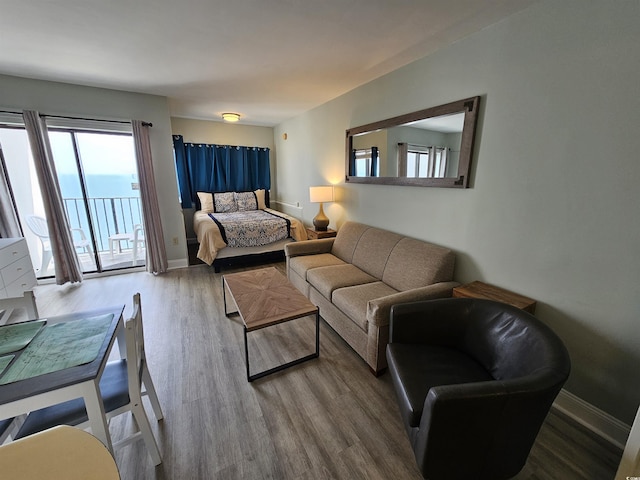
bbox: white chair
[25,215,92,273]
[14,293,164,465]
[132,224,145,265]
[0,415,26,445]
[0,425,120,479]
[108,224,145,265]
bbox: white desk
[0,238,38,324]
[0,305,125,453]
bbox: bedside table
[453,281,537,314]
[306,228,337,240]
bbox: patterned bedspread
[193,207,307,266]
[208,210,291,248]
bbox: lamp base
[313,203,329,231]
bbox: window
[405,144,448,178]
[351,147,379,177]
[0,117,144,277]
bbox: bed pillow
[213,192,238,212]
[235,191,258,211]
[254,189,267,210]
[197,192,214,213]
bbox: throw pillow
[235,191,258,211]
[213,192,238,212]
[254,189,267,209]
[197,192,214,213]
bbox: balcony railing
[63,196,143,252]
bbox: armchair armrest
[367,281,459,328]
[285,238,335,258]
[413,376,561,478]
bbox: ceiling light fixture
[222,112,240,123]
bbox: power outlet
[172,237,179,246]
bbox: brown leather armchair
[386,298,571,480]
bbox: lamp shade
[309,185,334,203]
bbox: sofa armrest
[367,281,459,327]
[285,238,335,258]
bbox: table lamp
[309,185,334,231]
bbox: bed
[193,190,307,272]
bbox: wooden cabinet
[305,228,337,240]
[453,281,537,314]
[0,238,38,323]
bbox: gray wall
[274,0,640,424]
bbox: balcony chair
[0,425,120,479]
[25,215,92,274]
[132,224,145,265]
[108,224,145,265]
[386,298,571,480]
[14,293,164,465]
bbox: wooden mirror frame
[345,96,480,188]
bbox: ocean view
[58,173,143,251]
[58,173,140,199]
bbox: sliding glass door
[49,129,144,272]
[0,124,144,278]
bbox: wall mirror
[345,96,480,188]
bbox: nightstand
[453,281,537,314]
[305,227,337,240]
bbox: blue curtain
[173,135,271,208]
[371,146,379,177]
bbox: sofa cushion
[307,264,377,301]
[289,253,345,280]
[351,228,403,279]
[332,281,398,331]
[387,344,493,428]
[331,222,369,263]
[382,238,455,291]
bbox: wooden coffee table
[222,267,319,382]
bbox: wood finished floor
[25,262,622,479]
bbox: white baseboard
[168,258,189,270]
[553,389,629,450]
[272,200,303,218]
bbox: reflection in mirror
[352,113,464,179]
[346,96,480,188]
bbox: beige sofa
[285,221,458,375]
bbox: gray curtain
[23,110,83,284]
[397,142,408,177]
[0,145,22,238]
[132,120,167,274]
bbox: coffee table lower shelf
[241,311,319,382]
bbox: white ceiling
[0,0,538,126]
